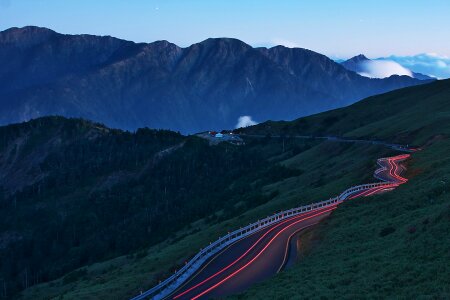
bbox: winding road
[161,154,410,300]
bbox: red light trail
[190,207,337,300]
[169,153,411,299]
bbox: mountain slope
[234,79,450,299]
[0,116,325,298]
[0,26,429,133]
[17,80,450,299]
[241,79,450,145]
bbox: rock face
[0,26,430,133]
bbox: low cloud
[380,54,450,79]
[358,60,413,79]
[236,116,257,128]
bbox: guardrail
[131,156,408,300]
[237,134,416,153]
[131,197,342,300]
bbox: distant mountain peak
[3,25,56,35]
[194,37,253,51]
[0,26,57,46]
[341,54,433,80]
[349,54,369,62]
[0,26,429,133]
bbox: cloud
[236,116,257,128]
[380,54,450,79]
[357,60,413,79]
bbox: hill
[15,80,450,299]
[240,79,450,145]
[232,80,450,298]
[0,26,430,133]
[0,116,327,298]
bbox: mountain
[341,54,434,80]
[0,116,312,297]
[241,78,450,144]
[0,26,431,133]
[234,79,450,299]
[340,54,370,71]
[15,79,450,300]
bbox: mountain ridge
[0,26,431,133]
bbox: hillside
[232,80,450,298]
[240,79,450,145]
[15,80,450,299]
[0,116,329,298]
[0,26,429,133]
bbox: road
[169,206,336,300]
[238,134,416,153]
[164,154,409,299]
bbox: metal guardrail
[131,156,407,300]
[131,197,342,300]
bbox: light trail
[166,153,412,299]
[190,207,337,300]
[172,205,337,299]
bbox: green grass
[19,140,390,300]
[235,140,450,299]
[230,79,450,299]
[241,79,450,145]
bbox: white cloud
[436,60,447,68]
[357,60,413,79]
[381,53,450,79]
[236,116,257,128]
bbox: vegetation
[239,78,450,145]
[232,79,450,299]
[0,117,324,298]
[18,141,388,300]
[6,79,450,299]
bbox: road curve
[164,154,410,300]
[169,206,335,299]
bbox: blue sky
[1,0,450,58]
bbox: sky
[1,0,450,59]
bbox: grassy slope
[241,79,450,145]
[237,142,450,299]
[232,80,450,298]
[22,79,450,299]
[20,141,390,300]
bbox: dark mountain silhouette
[0,26,431,133]
[340,54,370,71]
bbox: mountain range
[4,78,449,300]
[0,26,432,133]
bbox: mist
[236,116,258,128]
[358,60,413,78]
